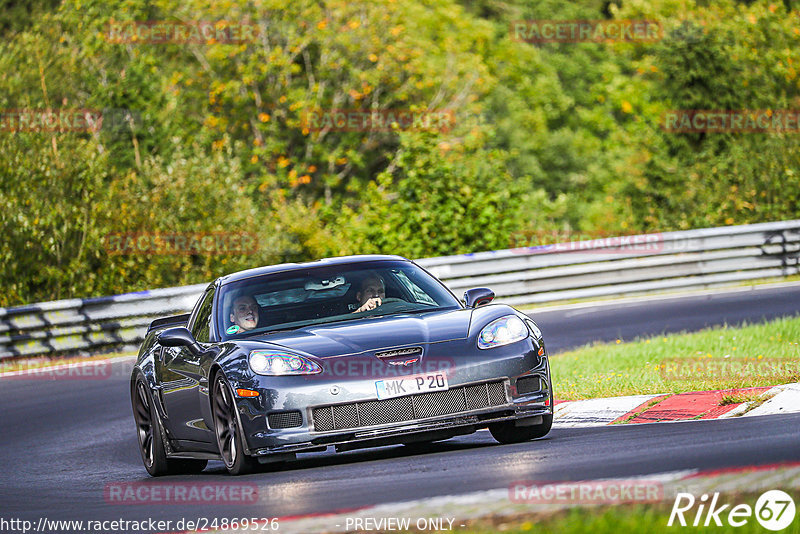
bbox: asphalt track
[2,284,799,531]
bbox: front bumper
[231,337,552,456]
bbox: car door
[159,286,216,443]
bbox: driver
[229,295,260,332]
[352,273,386,313]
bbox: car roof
[216,254,410,286]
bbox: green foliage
[0,0,60,35]
[618,0,800,229]
[1,0,798,306]
[332,130,529,258]
[0,134,110,304]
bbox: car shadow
[199,434,500,476]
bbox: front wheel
[489,413,553,444]
[132,376,208,476]
[490,386,554,444]
[212,374,259,475]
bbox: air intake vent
[516,376,542,395]
[267,411,303,429]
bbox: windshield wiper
[370,306,439,318]
[252,316,367,335]
[261,328,302,335]
[229,327,300,339]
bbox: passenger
[352,273,386,313]
[229,295,260,332]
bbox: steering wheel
[352,297,404,313]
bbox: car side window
[190,288,215,343]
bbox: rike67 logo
[668,490,796,530]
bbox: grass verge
[550,315,800,400]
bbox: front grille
[516,376,541,395]
[267,410,303,429]
[375,346,423,359]
[312,380,508,432]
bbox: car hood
[255,308,471,358]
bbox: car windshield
[217,260,461,340]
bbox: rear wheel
[212,374,259,475]
[132,377,208,476]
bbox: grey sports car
[130,255,553,476]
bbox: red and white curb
[730,383,800,418]
[553,394,663,427]
[554,383,800,426]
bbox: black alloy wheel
[212,374,259,475]
[133,376,207,476]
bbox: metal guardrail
[0,284,207,359]
[2,220,799,360]
[420,220,800,306]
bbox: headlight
[525,319,543,340]
[478,315,529,349]
[248,350,322,376]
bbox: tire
[211,373,259,475]
[132,376,208,476]
[489,385,554,444]
[489,414,553,444]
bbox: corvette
[130,255,553,476]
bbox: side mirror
[157,326,202,355]
[464,287,495,308]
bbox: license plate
[375,372,449,400]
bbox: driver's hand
[356,297,382,313]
